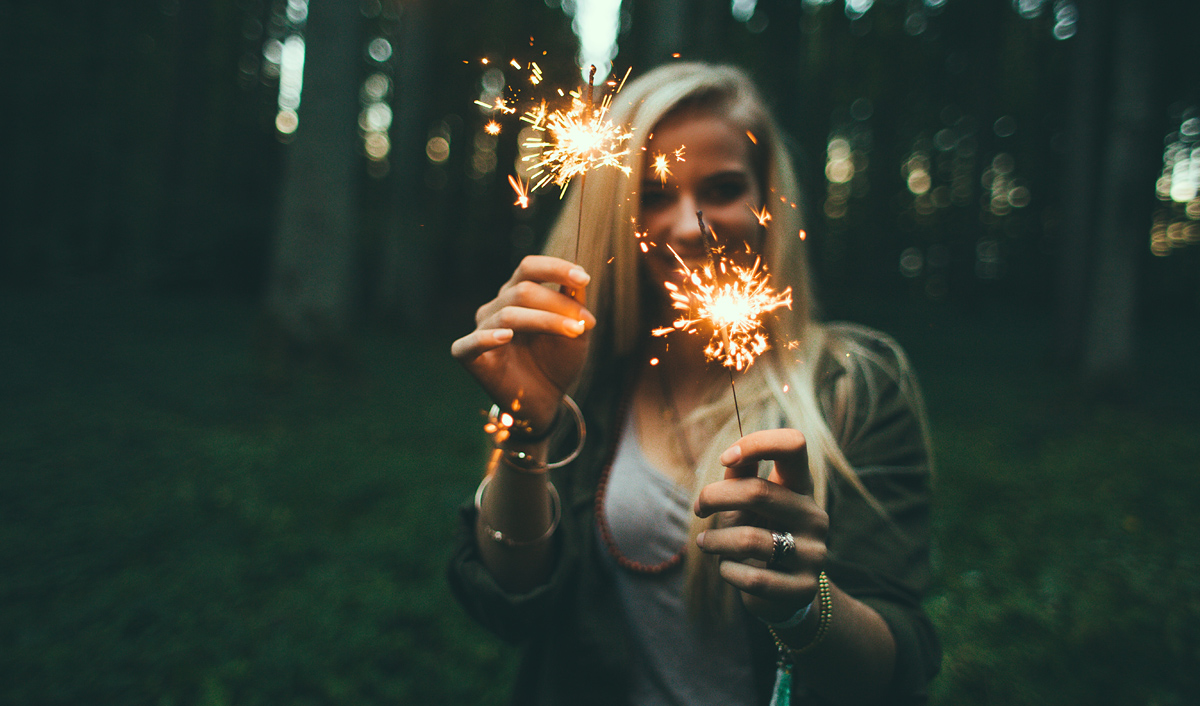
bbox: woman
[449,63,939,705]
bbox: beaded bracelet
[474,473,561,546]
[768,571,833,658]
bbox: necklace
[594,363,695,575]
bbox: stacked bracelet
[769,571,833,658]
[474,473,561,546]
[490,394,586,471]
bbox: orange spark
[485,120,502,135]
[746,130,757,144]
[508,174,531,209]
[749,204,772,227]
[652,153,673,184]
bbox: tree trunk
[1052,0,1107,366]
[266,0,362,348]
[1080,2,1154,386]
[377,0,433,326]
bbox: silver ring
[769,531,795,569]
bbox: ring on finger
[768,531,796,570]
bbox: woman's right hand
[450,256,596,434]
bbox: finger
[717,559,819,605]
[696,526,827,569]
[505,255,591,294]
[694,478,827,534]
[718,428,812,496]
[479,279,596,331]
[476,304,590,340]
[450,327,513,362]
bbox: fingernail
[564,319,585,334]
[494,328,513,342]
[695,531,706,547]
[568,267,590,286]
[719,445,742,466]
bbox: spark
[651,146,686,185]
[652,242,793,372]
[652,153,673,184]
[746,130,757,145]
[798,230,807,241]
[508,174,531,209]
[749,204,772,227]
[510,59,522,69]
[474,97,517,115]
[485,120,502,135]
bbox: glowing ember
[650,146,685,185]
[508,174,531,209]
[485,120,502,135]
[749,204,772,227]
[652,153,673,184]
[651,243,792,371]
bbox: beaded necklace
[594,366,698,574]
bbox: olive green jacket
[448,324,940,705]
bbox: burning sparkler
[650,212,792,434]
[651,244,792,372]
[519,65,634,197]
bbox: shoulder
[815,322,930,470]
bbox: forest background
[2,0,1198,704]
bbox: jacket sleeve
[445,498,574,645]
[819,325,941,704]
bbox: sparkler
[650,212,792,435]
[520,66,634,196]
[519,64,634,262]
[473,55,635,265]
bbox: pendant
[769,659,792,706]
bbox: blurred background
[2,0,1197,704]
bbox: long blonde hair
[542,63,926,620]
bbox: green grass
[1,290,1196,705]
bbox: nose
[663,196,706,255]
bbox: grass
[1,288,1196,705]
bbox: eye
[640,186,672,211]
[703,175,751,204]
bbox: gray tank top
[597,413,757,706]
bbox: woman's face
[639,109,764,286]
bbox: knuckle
[781,427,806,451]
[495,305,520,328]
[747,479,775,507]
[738,568,769,594]
[811,508,830,538]
[511,280,540,301]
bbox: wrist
[763,594,816,630]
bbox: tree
[265,0,363,350]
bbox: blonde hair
[542,63,925,620]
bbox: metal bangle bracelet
[491,394,586,470]
[474,473,561,546]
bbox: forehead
[644,111,755,174]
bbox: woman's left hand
[693,428,829,624]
